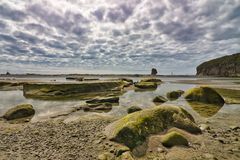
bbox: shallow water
[0,77,239,123]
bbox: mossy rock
[127,106,142,114]
[153,96,168,103]
[167,90,184,100]
[140,78,162,84]
[134,82,157,90]
[184,87,225,105]
[3,104,35,120]
[104,105,201,149]
[23,81,123,100]
[161,131,188,147]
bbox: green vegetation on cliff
[197,53,240,77]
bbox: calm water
[0,77,239,123]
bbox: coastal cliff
[196,53,240,77]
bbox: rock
[3,104,35,120]
[86,96,119,104]
[229,126,240,130]
[98,152,112,160]
[127,106,142,114]
[104,105,201,149]
[151,68,158,76]
[199,124,210,131]
[118,151,134,160]
[134,82,158,90]
[114,145,130,157]
[153,96,168,103]
[196,52,240,77]
[81,103,113,113]
[203,153,217,160]
[160,131,189,147]
[166,90,184,100]
[184,87,225,105]
[140,78,162,84]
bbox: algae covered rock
[104,105,201,149]
[153,96,168,103]
[134,82,157,90]
[160,131,188,147]
[3,104,35,120]
[23,81,123,100]
[184,87,224,105]
[127,106,142,114]
[167,90,184,100]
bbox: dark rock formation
[196,53,240,77]
[151,68,158,75]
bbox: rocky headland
[197,53,240,77]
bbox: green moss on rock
[104,105,201,149]
[3,104,35,120]
[161,131,188,147]
[184,87,225,105]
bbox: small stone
[204,153,217,160]
[160,131,189,147]
[230,126,240,130]
[157,148,165,153]
[199,124,210,131]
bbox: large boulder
[184,87,225,105]
[153,96,168,103]
[3,104,35,120]
[160,131,188,147]
[104,105,201,149]
[166,90,184,100]
[134,82,157,90]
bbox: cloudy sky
[0,0,239,75]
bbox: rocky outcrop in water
[196,53,240,77]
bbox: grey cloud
[0,0,239,75]
[92,8,105,21]
[27,3,89,36]
[0,34,17,43]
[45,40,66,50]
[0,4,27,21]
[106,4,135,23]
[13,31,41,44]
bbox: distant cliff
[197,53,240,77]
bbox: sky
[0,0,240,75]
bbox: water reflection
[0,81,236,122]
[187,102,223,118]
